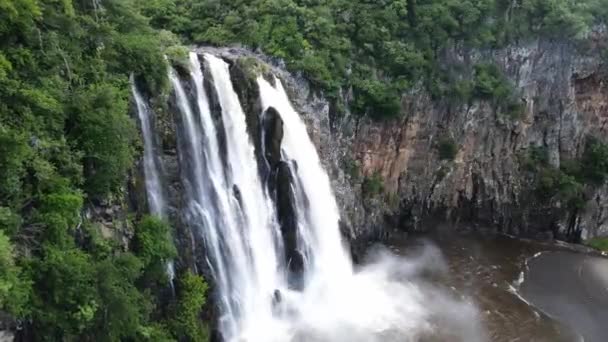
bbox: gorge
[131,46,608,341]
[2,1,608,341]
[132,51,483,341]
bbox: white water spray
[131,80,175,286]
[166,54,483,342]
[256,77,484,342]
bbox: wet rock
[263,107,284,168]
[275,162,302,276]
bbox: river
[384,227,608,341]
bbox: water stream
[136,52,608,342]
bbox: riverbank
[520,251,608,342]
[380,227,607,341]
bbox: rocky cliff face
[134,34,607,276]
[197,31,608,245]
[350,31,608,241]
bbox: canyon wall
[130,33,608,273]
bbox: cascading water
[165,53,483,342]
[170,53,286,340]
[131,81,166,217]
[131,80,175,286]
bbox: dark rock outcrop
[263,107,284,169]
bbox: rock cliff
[350,32,608,241]
[193,31,608,245]
[132,34,608,276]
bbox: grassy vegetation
[587,237,608,252]
[362,172,385,198]
[437,137,458,161]
[523,138,608,210]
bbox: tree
[0,231,31,318]
[92,253,151,342]
[134,215,176,268]
[68,83,136,198]
[168,272,210,342]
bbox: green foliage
[30,246,99,338]
[362,172,385,198]
[0,231,31,318]
[352,78,402,120]
[587,237,608,252]
[136,0,606,120]
[473,63,512,101]
[472,63,522,117]
[522,145,550,171]
[0,0,185,339]
[38,189,83,245]
[165,44,190,69]
[93,253,150,342]
[0,128,31,205]
[437,137,458,161]
[0,207,20,237]
[1,0,607,338]
[134,215,176,269]
[168,272,210,342]
[524,138,608,210]
[68,83,136,198]
[237,56,270,80]
[536,167,585,208]
[343,157,361,181]
[581,137,608,184]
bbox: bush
[168,272,210,342]
[437,137,458,161]
[362,172,384,198]
[0,128,30,205]
[352,78,402,120]
[69,83,136,198]
[581,137,608,184]
[0,231,31,318]
[30,247,99,337]
[93,253,150,341]
[342,157,361,181]
[587,237,608,252]
[165,45,190,70]
[134,216,176,270]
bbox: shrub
[587,237,608,252]
[473,63,511,100]
[0,231,31,318]
[352,78,402,120]
[362,172,384,198]
[472,63,522,117]
[133,216,176,269]
[437,137,458,161]
[342,157,361,181]
[168,272,210,342]
[69,83,136,199]
[165,45,190,70]
[581,137,608,184]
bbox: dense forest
[1,0,607,340]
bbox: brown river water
[383,228,608,342]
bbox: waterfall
[164,53,483,342]
[258,77,352,286]
[131,80,175,286]
[171,53,286,340]
[131,81,165,217]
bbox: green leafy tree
[134,215,176,268]
[0,231,31,318]
[68,83,136,198]
[168,272,210,342]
